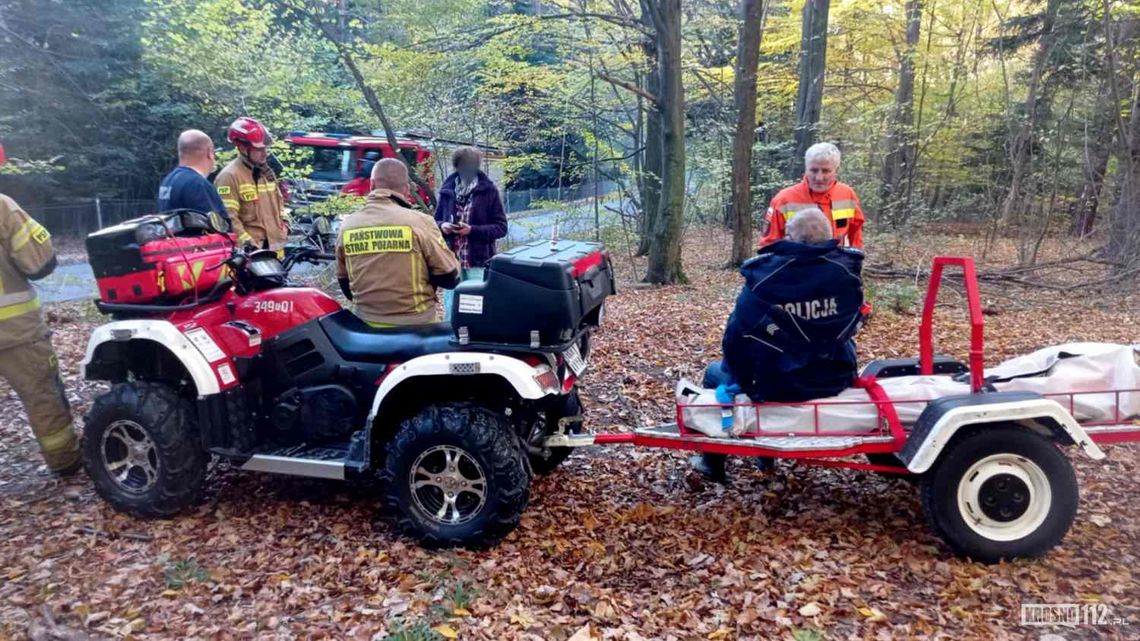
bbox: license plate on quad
[563,342,588,377]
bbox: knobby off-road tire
[920,426,1078,564]
[528,388,583,476]
[83,382,207,517]
[382,403,529,548]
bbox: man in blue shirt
[157,130,229,223]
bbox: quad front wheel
[83,382,208,517]
[382,403,529,548]
[920,426,1078,563]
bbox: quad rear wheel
[382,403,529,548]
[920,426,1078,563]
[83,382,207,517]
[527,389,583,475]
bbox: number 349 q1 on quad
[79,211,613,547]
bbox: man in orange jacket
[759,142,865,249]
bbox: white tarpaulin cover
[678,343,1140,437]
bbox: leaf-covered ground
[1,228,1138,640]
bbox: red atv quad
[80,211,613,547]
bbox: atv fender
[367,351,558,424]
[899,391,1105,474]
[82,320,221,397]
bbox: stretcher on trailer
[542,257,1140,563]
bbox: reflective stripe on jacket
[759,179,865,248]
[0,194,54,351]
[214,157,287,250]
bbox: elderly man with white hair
[693,205,865,482]
[759,142,865,249]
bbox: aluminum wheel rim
[957,453,1051,542]
[409,445,487,526]
[101,420,160,494]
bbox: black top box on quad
[450,240,614,351]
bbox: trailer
[540,257,1140,563]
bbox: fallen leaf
[799,602,822,617]
[434,624,459,639]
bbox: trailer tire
[83,382,207,517]
[382,402,529,548]
[528,389,583,475]
[920,426,1077,563]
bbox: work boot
[690,453,728,483]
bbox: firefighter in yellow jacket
[214,117,289,251]
[0,144,80,475]
[336,159,460,326]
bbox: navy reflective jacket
[721,240,864,402]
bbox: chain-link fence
[25,198,156,237]
[502,180,619,214]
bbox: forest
[2,0,1138,281]
[2,2,1140,640]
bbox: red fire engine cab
[283,132,435,204]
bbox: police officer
[214,117,288,251]
[760,142,865,249]
[157,130,229,222]
[336,158,460,327]
[0,144,80,475]
[694,208,864,482]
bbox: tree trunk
[999,0,1061,226]
[1105,15,1140,265]
[1069,93,1115,237]
[642,0,686,284]
[729,0,768,267]
[878,0,921,228]
[638,39,663,257]
[788,0,830,180]
[1073,16,1137,238]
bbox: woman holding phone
[434,146,508,321]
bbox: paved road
[35,198,630,304]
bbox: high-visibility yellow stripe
[410,254,425,312]
[832,208,856,220]
[221,198,240,209]
[0,296,41,321]
[11,218,48,251]
[39,423,77,451]
[364,320,397,329]
[257,183,277,193]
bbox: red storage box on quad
[85,212,232,304]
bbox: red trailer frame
[563,256,1140,472]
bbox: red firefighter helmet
[227,117,271,149]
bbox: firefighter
[336,158,460,327]
[759,142,865,249]
[0,144,80,475]
[214,117,289,251]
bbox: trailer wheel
[920,426,1077,563]
[83,382,207,517]
[382,402,529,548]
[527,389,583,475]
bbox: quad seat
[318,309,455,364]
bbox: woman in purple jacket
[434,146,508,321]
